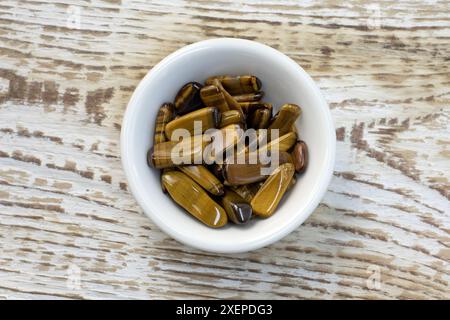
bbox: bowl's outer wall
[121,39,335,253]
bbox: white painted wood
[0,0,448,299]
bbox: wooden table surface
[0,0,448,300]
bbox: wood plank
[0,0,448,299]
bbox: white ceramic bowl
[121,38,335,253]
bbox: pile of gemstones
[147,75,307,228]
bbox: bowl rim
[120,38,336,253]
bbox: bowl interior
[122,39,335,253]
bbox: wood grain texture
[0,0,449,299]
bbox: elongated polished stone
[232,182,262,203]
[174,82,204,115]
[211,78,244,116]
[268,104,301,139]
[250,163,295,218]
[206,75,262,95]
[200,85,229,113]
[162,171,228,228]
[179,165,224,196]
[219,110,245,128]
[148,135,209,169]
[254,131,297,156]
[232,91,264,103]
[220,189,252,224]
[291,141,308,173]
[248,108,271,129]
[239,102,272,115]
[165,107,220,140]
[154,103,175,145]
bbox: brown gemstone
[206,75,262,95]
[164,107,220,140]
[148,135,209,169]
[248,108,271,129]
[219,189,252,224]
[219,110,245,128]
[250,163,295,218]
[232,182,263,203]
[209,163,224,181]
[154,103,175,145]
[268,104,301,140]
[174,82,204,115]
[291,140,308,173]
[255,131,297,155]
[204,124,243,164]
[239,102,272,115]
[232,91,264,103]
[223,151,293,186]
[199,85,229,113]
[179,165,224,196]
[162,171,228,228]
[160,168,173,193]
[210,78,244,116]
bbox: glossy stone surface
[179,165,224,196]
[255,131,297,155]
[223,151,293,186]
[164,107,220,140]
[292,141,308,173]
[248,108,271,129]
[211,78,244,116]
[219,110,245,128]
[174,82,204,115]
[154,102,175,145]
[199,85,229,113]
[220,189,252,224]
[250,163,295,218]
[239,102,272,115]
[232,183,262,203]
[162,171,228,228]
[268,104,301,139]
[232,91,264,103]
[148,135,208,169]
[206,75,262,95]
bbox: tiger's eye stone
[232,183,262,203]
[160,168,173,193]
[248,108,271,129]
[219,110,245,128]
[291,123,299,138]
[234,129,268,158]
[165,107,220,140]
[220,189,252,224]
[154,103,175,145]
[223,151,293,186]
[148,75,304,226]
[148,135,209,169]
[268,104,301,139]
[250,163,295,218]
[291,140,308,173]
[206,75,262,95]
[288,176,296,189]
[255,131,297,155]
[174,82,204,115]
[179,165,224,196]
[234,127,294,163]
[211,79,244,116]
[239,102,272,115]
[233,91,264,103]
[204,124,243,164]
[200,85,229,113]
[162,171,228,228]
[209,163,224,181]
